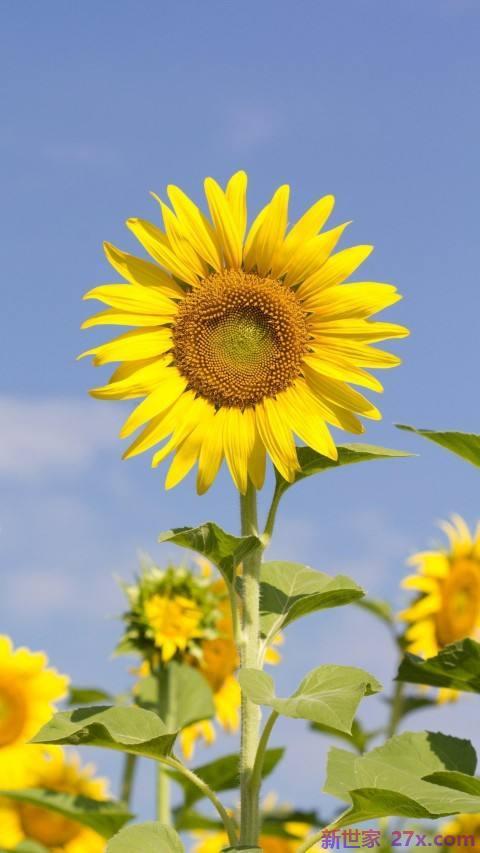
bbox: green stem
[156,664,172,826]
[250,710,279,806]
[119,753,138,806]
[161,756,238,846]
[239,480,263,846]
[387,679,405,739]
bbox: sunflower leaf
[31,705,178,760]
[68,686,114,706]
[168,748,284,808]
[106,822,184,852]
[396,425,480,467]
[238,665,381,733]
[0,789,132,839]
[258,561,364,640]
[159,522,262,585]
[135,663,215,729]
[324,731,480,828]
[396,639,480,693]
[275,443,413,494]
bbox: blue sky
[2,0,480,844]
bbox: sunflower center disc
[173,270,308,408]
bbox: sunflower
[399,515,480,700]
[0,749,107,852]
[0,635,68,787]
[118,564,221,663]
[80,172,408,493]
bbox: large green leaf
[0,844,48,853]
[31,705,177,760]
[0,788,132,839]
[159,522,262,585]
[239,665,381,733]
[397,639,480,693]
[135,663,215,729]
[275,443,412,494]
[169,748,284,808]
[107,822,184,852]
[258,562,363,640]
[324,731,480,827]
[396,425,480,467]
[223,848,261,852]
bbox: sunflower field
[2,3,480,852]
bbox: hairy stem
[250,709,279,807]
[239,480,263,845]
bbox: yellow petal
[271,194,335,276]
[127,218,199,286]
[103,242,184,299]
[81,308,174,329]
[221,407,255,494]
[90,357,172,400]
[255,397,299,481]
[197,417,224,495]
[79,328,173,365]
[303,367,381,420]
[247,424,267,491]
[119,369,187,437]
[282,223,350,287]
[204,177,243,268]
[407,551,450,578]
[83,284,177,316]
[123,391,197,459]
[299,245,374,295]
[309,282,401,320]
[244,185,290,275]
[276,383,339,457]
[307,318,410,343]
[309,339,402,369]
[158,200,208,279]
[401,575,440,593]
[167,185,222,270]
[226,171,248,241]
[165,424,205,490]
[399,593,442,622]
[303,353,384,393]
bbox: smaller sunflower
[0,749,107,852]
[0,635,69,787]
[399,515,480,701]
[118,563,221,663]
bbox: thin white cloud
[0,396,122,479]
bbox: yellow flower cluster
[0,635,107,852]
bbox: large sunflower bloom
[0,635,68,787]
[399,515,480,700]
[0,749,107,852]
[81,172,408,493]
